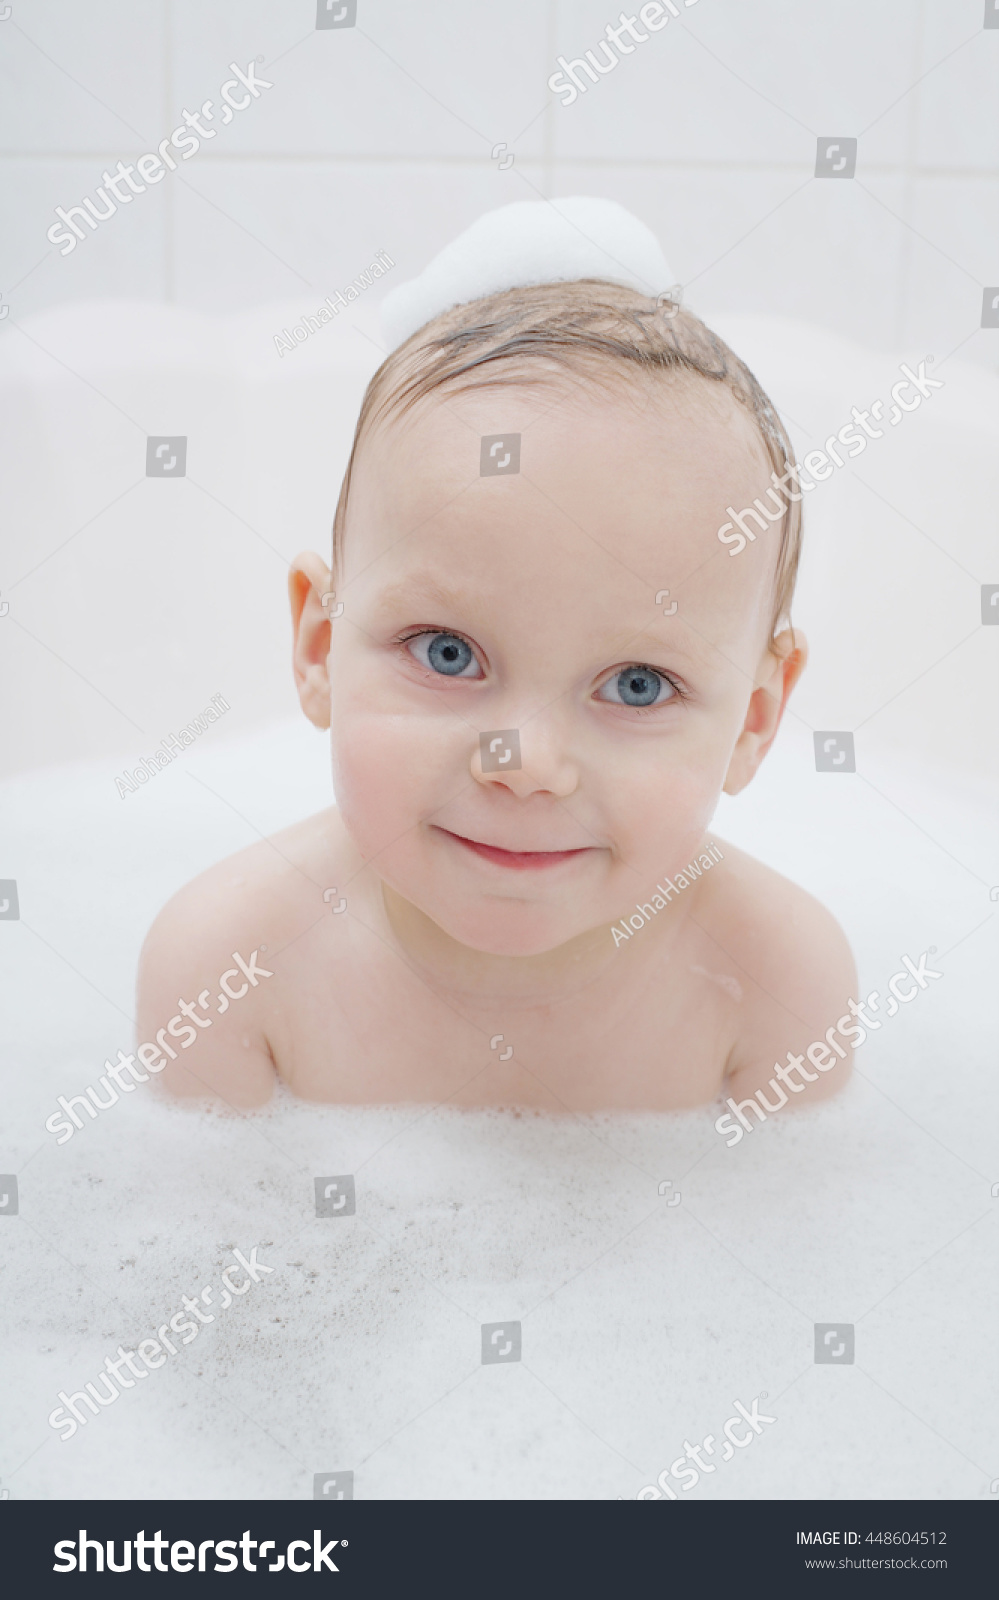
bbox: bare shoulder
[136,807,347,1106]
[697,839,858,1104]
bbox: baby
[138,264,856,1117]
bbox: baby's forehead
[346,377,778,651]
[350,374,770,567]
[400,362,760,442]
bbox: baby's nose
[471,725,577,798]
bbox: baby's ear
[723,628,807,795]
[289,552,334,730]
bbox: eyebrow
[368,574,487,619]
[599,626,703,668]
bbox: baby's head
[291,280,805,958]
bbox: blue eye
[408,632,481,678]
[599,666,670,707]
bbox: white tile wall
[916,0,999,170]
[169,0,551,159]
[0,0,995,366]
[0,0,166,151]
[902,175,999,361]
[169,159,539,307]
[550,0,919,167]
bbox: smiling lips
[436,827,593,871]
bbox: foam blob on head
[380,197,676,351]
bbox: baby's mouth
[433,827,594,872]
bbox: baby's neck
[377,877,693,1011]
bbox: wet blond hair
[332,280,801,641]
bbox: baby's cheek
[330,710,451,849]
[614,750,722,872]
[332,717,402,838]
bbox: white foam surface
[1,716,996,1501]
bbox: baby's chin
[394,878,598,959]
